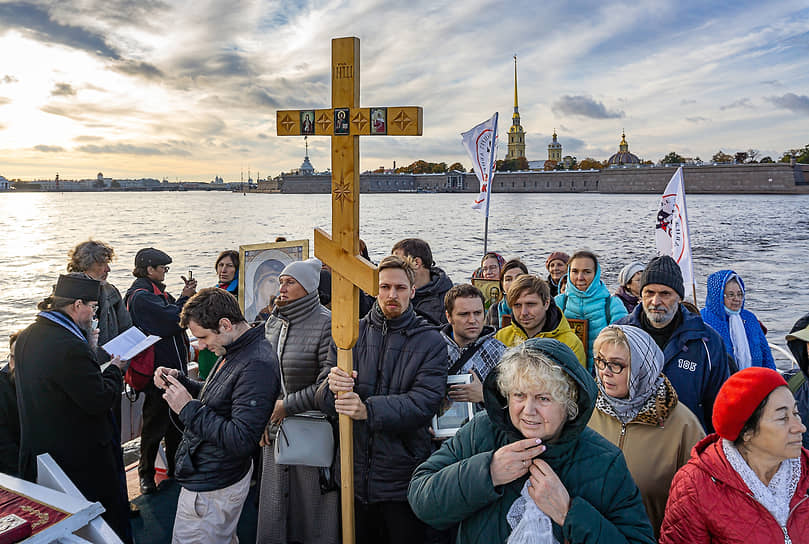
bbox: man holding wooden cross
[276,36,428,543]
[317,255,447,543]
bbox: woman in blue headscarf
[700,270,775,370]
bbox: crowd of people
[1,236,809,544]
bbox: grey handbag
[272,320,335,467]
[274,410,335,467]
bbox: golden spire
[513,55,518,111]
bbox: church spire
[506,54,526,161]
[513,55,519,121]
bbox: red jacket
[660,434,809,544]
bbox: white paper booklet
[101,327,160,360]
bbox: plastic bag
[506,481,558,544]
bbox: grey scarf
[595,324,665,424]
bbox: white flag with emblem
[462,112,498,216]
[655,166,696,298]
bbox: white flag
[655,166,696,298]
[461,113,498,216]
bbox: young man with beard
[124,247,197,495]
[391,238,453,326]
[495,275,585,367]
[317,255,447,544]
[617,256,732,432]
[14,275,132,542]
[156,287,278,544]
[441,284,506,406]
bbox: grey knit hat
[280,258,323,294]
[640,256,684,299]
[618,261,645,288]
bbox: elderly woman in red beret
[660,367,809,544]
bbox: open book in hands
[101,326,160,360]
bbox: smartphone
[188,270,193,281]
[161,372,172,387]
[91,318,99,330]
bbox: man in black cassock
[14,274,132,543]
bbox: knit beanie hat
[545,251,570,270]
[618,261,645,288]
[712,367,788,441]
[280,258,322,294]
[640,256,684,299]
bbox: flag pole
[483,115,498,256]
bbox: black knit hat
[54,274,100,301]
[640,256,684,299]
[135,248,172,268]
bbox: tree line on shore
[376,144,809,174]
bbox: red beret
[712,367,788,441]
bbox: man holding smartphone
[125,247,196,495]
[155,288,278,544]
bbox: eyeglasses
[724,292,743,300]
[159,265,170,272]
[82,301,98,315]
[594,355,627,374]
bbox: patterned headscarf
[595,324,665,424]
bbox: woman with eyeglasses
[700,270,775,371]
[588,325,705,539]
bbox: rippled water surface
[1,191,807,360]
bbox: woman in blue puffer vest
[555,250,628,370]
[700,269,775,370]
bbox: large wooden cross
[276,37,423,543]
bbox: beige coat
[587,378,705,539]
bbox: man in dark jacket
[617,256,732,433]
[441,284,506,406]
[15,275,131,542]
[785,313,809,449]
[318,255,447,544]
[156,287,278,543]
[124,247,196,494]
[0,332,21,477]
[392,238,453,325]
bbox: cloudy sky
[0,0,807,181]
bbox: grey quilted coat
[264,291,332,417]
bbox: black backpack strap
[605,296,611,324]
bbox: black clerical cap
[135,247,172,268]
[54,274,100,301]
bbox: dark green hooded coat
[408,338,655,544]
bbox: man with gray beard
[617,255,732,433]
[14,274,131,542]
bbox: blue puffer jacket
[618,306,732,433]
[700,270,775,370]
[555,263,628,370]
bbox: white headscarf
[595,325,665,424]
[724,275,752,370]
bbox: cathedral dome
[607,131,640,165]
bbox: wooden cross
[276,36,423,543]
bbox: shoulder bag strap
[448,340,484,376]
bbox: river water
[1,191,806,362]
